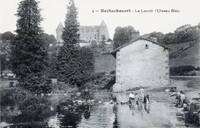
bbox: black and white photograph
[0,0,200,127]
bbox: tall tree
[57,0,80,83]
[113,26,139,49]
[11,0,50,92]
[62,0,80,45]
[57,0,94,86]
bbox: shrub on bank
[170,65,197,76]
[14,96,52,122]
[1,86,55,124]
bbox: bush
[1,87,54,123]
[15,96,52,122]
[57,46,95,87]
[185,81,200,88]
[0,87,29,106]
[19,74,52,93]
[170,65,196,76]
[9,122,48,128]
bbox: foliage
[162,33,175,44]
[57,46,94,86]
[16,96,52,122]
[75,47,95,86]
[57,0,94,87]
[62,0,79,45]
[113,26,138,49]
[174,28,199,43]
[48,40,59,78]
[144,24,200,44]
[9,123,48,128]
[19,74,52,93]
[58,100,89,128]
[41,33,57,45]
[0,31,15,54]
[99,35,106,51]
[57,45,78,82]
[148,32,164,43]
[0,87,29,107]
[1,86,53,124]
[162,24,200,44]
[91,40,98,48]
[48,51,58,78]
[0,54,7,74]
[0,32,15,72]
[170,65,197,76]
[10,0,50,92]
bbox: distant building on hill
[175,24,192,33]
[56,20,110,46]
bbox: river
[76,102,184,128]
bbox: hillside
[168,40,200,67]
[167,39,200,76]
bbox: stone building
[111,38,170,92]
[56,20,109,45]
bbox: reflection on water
[77,105,115,128]
[113,104,118,128]
[1,92,187,128]
[76,101,181,128]
[116,102,180,128]
[56,92,184,128]
[128,100,151,117]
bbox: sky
[0,0,200,39]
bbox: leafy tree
[11,0,50,92]
[113,27,127,49]
[48,52,58,78]
[170,65,196,76]
[99,35,106,51]
[149,32,164,43]
[57,0,94,86]
[113,26,139,48]
[57,45,78,83]
[162,33,175,44]
[91,40,97,48]
[0,32,15,54]
[75,47,94,86]
[173,25,199,43]
[18,96,52,122]
[41,33,57,49]
[0,32,15,75]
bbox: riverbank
[1,77,199,127]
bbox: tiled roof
[111,37,170,54]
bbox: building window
[145,44,149,49]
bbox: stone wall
[113,40,170,92]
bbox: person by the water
[180,91,187,107]
[140,86,145,99]
[143,94,150,113]
[143,94,150,104]
[135,93,139,105]
[129,92,135,104]
[112,96,117,104]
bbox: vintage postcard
[0,0,200,127]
